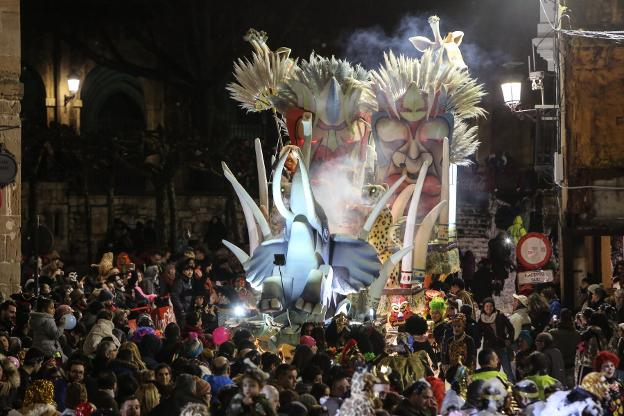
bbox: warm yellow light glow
[501,82,521,110]
[67,77,80,94]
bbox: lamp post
[501,82,522,111]
[64,72,81,106]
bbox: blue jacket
[204,374,234,403]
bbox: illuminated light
[67,76,80,94]
[233,305,245,317]
[505,238,512,245]
[501,82,522,111]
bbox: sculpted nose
[407,137,422,160]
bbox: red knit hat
[300,335,316,348]
[593,350,620,372]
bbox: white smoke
[341,14,511,77]
[310,155,368,235]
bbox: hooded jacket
[83,318,121,355]
[29,311,63,357]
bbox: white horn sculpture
[301,112,313,169]
[360,175,407,240]
[437,137,450,243]
[400,154,432,285]
[222,239,250,264]
[255,138,269,212]
[271,150,295,224]
[411,200,447,284]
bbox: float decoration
[221,145,408,323]
[369,17,486,318]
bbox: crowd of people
[2,247,624,415]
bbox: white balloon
[63,314,76,330]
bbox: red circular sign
[516,232,552,270]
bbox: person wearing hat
[594,350,624,415]
[514,330,535,381]
[441,313,476,384]
[194,376,212,408]
[226,359,275,416]
[428,297,449,366]
[180,333,204,359]
[509,294,531,341]
[512,379,542,414]
[299,335,317,354]
[449,277,475,319]
[171,259,195,325]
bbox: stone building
[0,0,21,293]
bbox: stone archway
[20,64,46,126]
[80,66,145,134]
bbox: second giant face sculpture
[372,82,452,217]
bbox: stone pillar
[0,0,21,295]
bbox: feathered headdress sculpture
[227,29,297,113]
[273,53,376,130]
[370,44,486,165]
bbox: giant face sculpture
[274,56,376,233]
[372,83,453,217]
[276,55,375,175]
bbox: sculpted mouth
[406,171,420,180]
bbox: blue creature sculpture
[222,144,406,321]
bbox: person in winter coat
[226,360,275,416]
[7,379,57,416]
[527,293,551,335]
[29,298,65,358]
[170,260,195,325]
[535,332,566,385]
[549,308,580,387]
[0,354,20,413]
[337,370,376,416]
[150,373,205,416]
[460,304,482,349]
[83,309,120,356]
[509,294,531,340]
[478,298,515,382]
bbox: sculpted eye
[418,118,450,143]
[375,118,410,143]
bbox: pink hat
[300,335,316,348]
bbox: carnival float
[222,16,485,378]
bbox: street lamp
[501,82,522,111]
[65,72,81,106]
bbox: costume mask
[388,296,413,326]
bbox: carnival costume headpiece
[23,379,56,407]
[429,297,447,314]
[242,358,270,385]
[513,379,540,406]
[450,312,466,328]
[593,350,620,372]
[580,372,609,400]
